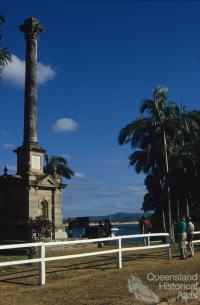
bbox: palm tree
[169,114,200,219]
[0,16,12,73]
[44,155,74,179]
[118,87,199,239]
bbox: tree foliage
[0,15,12,73]
[44,155,74,179]
[26,216,54,241]
[118,87,200,233]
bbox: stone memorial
[0,18,67,240]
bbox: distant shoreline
[64,221,139,227]
[90,221,139,226]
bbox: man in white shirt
[187,217,194,257]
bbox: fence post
[117,237,122,269]
[166,235,172,260]
[39,242,46,285]
[148,234,150,246]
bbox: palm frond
[44,155,74,179]
[140,99,155,115]
[0,16,5,23]
[0,47,12,72]
[118,117,156,146]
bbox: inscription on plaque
[31,155,41,169]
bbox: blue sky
[1,1,200,217]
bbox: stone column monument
[21,18,43,146]
[15,18,45,177]
[0,18,67,240]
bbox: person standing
[187,217,194,257]
[178,215,188,259]
[97,221,105,247]
[141,216,152,246]
[103,219,112,237]
[98,221,105,237]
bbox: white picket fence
[0,232,170,285]
[0,231,199,286]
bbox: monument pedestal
[55,228,68,239]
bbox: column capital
[20,18,43,39]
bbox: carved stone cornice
[20,17,43,40]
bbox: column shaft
[23,37,38,144]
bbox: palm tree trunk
[154,90,173,241]
[160,179,166,233]
[163,130,173,241]
[177,198,180,221]
[184,167,190,217]
[161,201,166,233]
[186,198,190,217]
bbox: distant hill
[63,212,153,224]
[89,212,146,222]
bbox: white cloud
[74,172,86,179]
[53,118,79,133]
[124,185,146,196]
[37,62,56,85]
[2,55,56,88]
[3,143,15,149]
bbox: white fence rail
[0,231,199,286]
[189,231,200,243]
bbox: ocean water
[115,223,140,236]
[69,223,141,242]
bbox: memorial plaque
[31,155,41,169]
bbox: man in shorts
[178,215,187,259]
[187,217,194,257]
